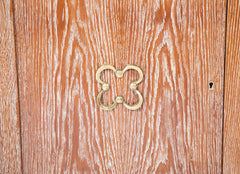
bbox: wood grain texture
[0,0,22,173]
[223,0,240,173]
[13,0,226,173]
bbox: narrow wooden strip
[223,0,240,173]
[0,0,22,173]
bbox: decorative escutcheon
[96,65,144,110]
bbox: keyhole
[209,82,214,90]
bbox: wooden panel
[13,0,226,173]
[0,0,22,173]
[223,0,240,173]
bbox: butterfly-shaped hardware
[96,65,144,110]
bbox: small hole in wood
[209,82,214,90]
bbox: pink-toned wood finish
[13,0,226,173]
[223,0,240,173]
[0,0,22,173]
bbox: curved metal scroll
[96,65,144,110]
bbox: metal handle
[96,64,144,110]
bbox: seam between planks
[11,0,24,173]
[222,0,229,173]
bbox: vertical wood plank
[223,0,240,173]
[0,0,22,173]
[13,0,226,173]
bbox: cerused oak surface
[223,0,240,173]
[13,0,226,173]
[0,0,22,173]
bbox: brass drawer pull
[96,65,144,110]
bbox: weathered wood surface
[223,0,240,173]
[13,0,226,173]
[0,0,22,173]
